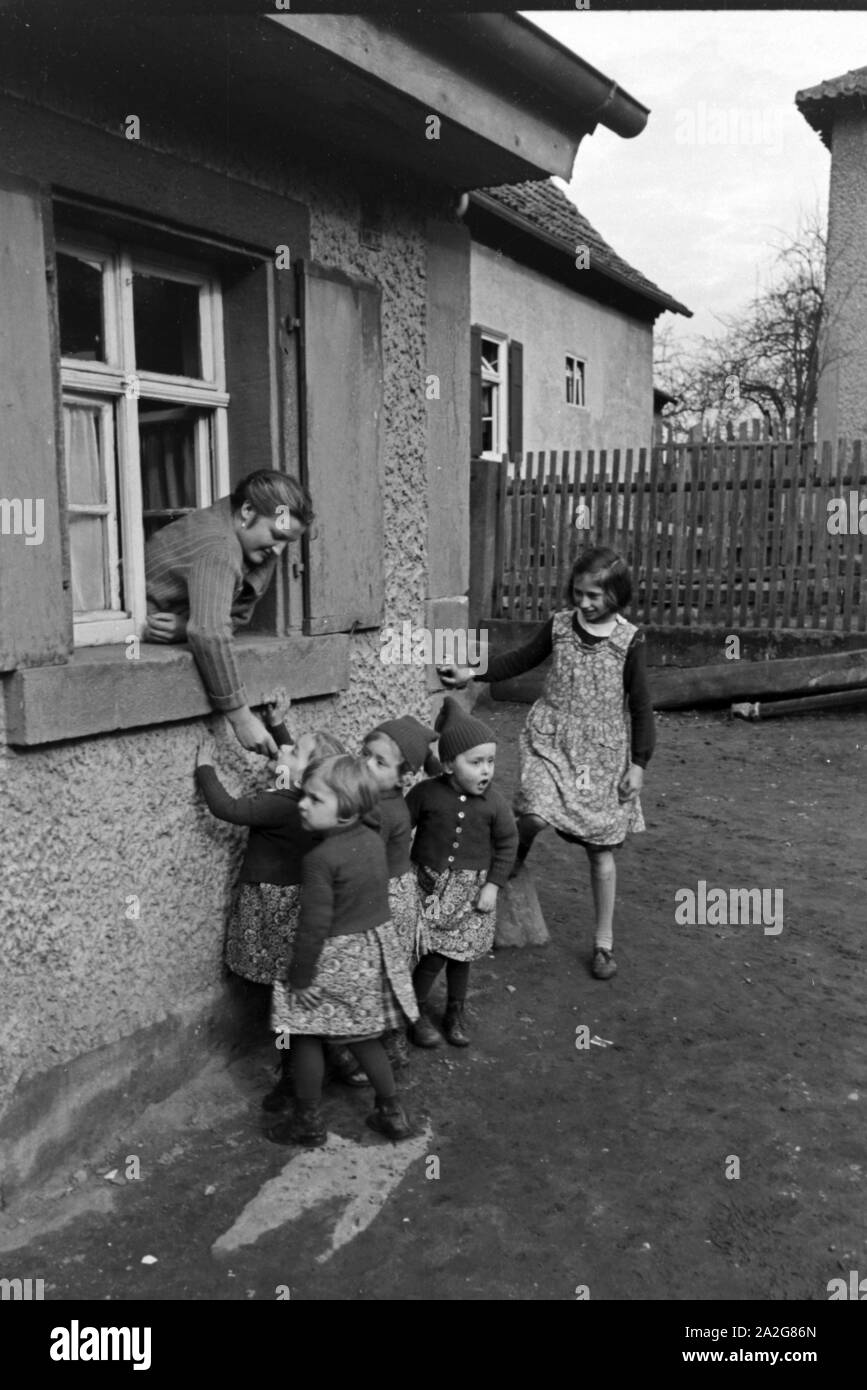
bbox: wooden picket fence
[471,435,867,631]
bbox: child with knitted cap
[405,697,518,1048]
[362,716,440,1069]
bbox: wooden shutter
[297,260,384,634]
[470,324,482,457]
[508,338,524,460]
[0,171,71,671]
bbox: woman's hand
[476,882,499,913]
[437,663,475,689]
[618,764,644,804]
[292,986,321,1009]
[226,706,279,757]
[145,611,188,643]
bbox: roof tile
[475,179,690,317]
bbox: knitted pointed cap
[372,716,437,773]
[434,696,496,763]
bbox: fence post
[469,454,506,625]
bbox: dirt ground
[3,698,866,1303]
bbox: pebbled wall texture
[0,82,466,1198]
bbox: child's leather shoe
[267,1101,327,1147]
[442,1000,470,1047]
[410,1005,442,1048]
[366,1096,414,1142]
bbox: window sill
[3,634,350,746]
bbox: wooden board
[297,260,384,634]
[494,864,550,948]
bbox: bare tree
[655,208,837,440]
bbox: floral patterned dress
[270,923,418,1041]
[416,864,493,962]
[389,871,422,966]
[514,610,645,847]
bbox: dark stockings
[413,953,471,1004]
[293,1035,396,1103]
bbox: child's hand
[264,690,292,726]
[476,882,499,913]
[618,764,644,804]
[292,986,321,1009]
[196,740,216,770]
[437,663,475,689]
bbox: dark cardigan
[289,821,391,989]
[405,776,518,888]
[376,788,412,878]
[476,612,656,768]
[195,766,314,885]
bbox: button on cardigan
[405,776,519,888]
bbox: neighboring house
[0,8,647,1194]
[468,179,691,461]
[797,66,867,443]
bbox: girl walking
[268,755,419,1147]
[406,698,518,1048]
[440,546,655,980]
[195,722,345,1110]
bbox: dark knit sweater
[405,776,519,888]
[476,613,656,768]
[195,766,315,885]
[289,821,391,989]
[377,788,412,878]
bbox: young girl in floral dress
[440,546,655,981]
[405,698,518,1048]
[268,755,419,1147]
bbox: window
[480,333,509,458]
[566,353,586,408]
[56,234,229,646]
[471,327,522,462]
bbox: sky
[524,9,867,348]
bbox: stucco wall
[0,93,455,1193]
[471,242,654,456]
[818,110,867,443]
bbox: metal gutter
[437,12,650,140]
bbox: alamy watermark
[1,1276,44,1299]
[674,102,786,155]
[0,497,44,545]
[380,622,488,674]
[674,880,783,935]
[827,493,867,535]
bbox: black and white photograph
[0,0,865,1347]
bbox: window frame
[56,232,230,647]
[565,351,587,409]
[479,330,509,460]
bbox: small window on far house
[566,353,586,408]
[480,333,508,457]
[56,234,230,647]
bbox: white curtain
[64,404,107,613]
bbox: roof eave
[469,190,692,319]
